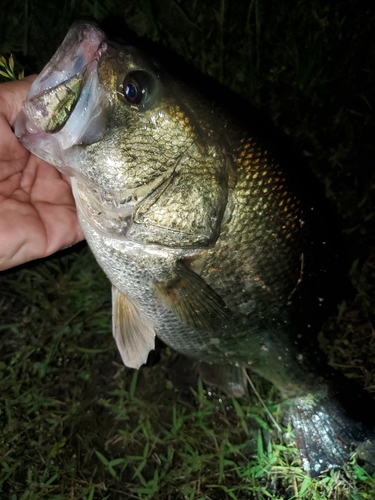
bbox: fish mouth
[14,21,174,220]
[14,21,109,174]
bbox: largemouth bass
[14,21,375,477]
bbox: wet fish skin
[14,21,375,477]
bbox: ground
[1,1,375,498]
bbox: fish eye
[118,70,157,108]
[121,75,144,105]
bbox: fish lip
[15,21,111,163]
[27,21,107,102]
[18,21,109,141]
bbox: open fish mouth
[14,21,109,174]
[14,21,172,217]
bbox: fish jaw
[14,21,109,176]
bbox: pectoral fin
[112,286,155,369]
[154,262,231,332]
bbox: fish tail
[288,382,375,477]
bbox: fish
[14,21,375,477]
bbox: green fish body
[15,21,375,477]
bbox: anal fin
[199,361,247,397]
[112,286,155,369]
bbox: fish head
[15,21,228,246]
[15,21,216,220]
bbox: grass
[0,55,24,80]
[1,249,375,498]
[1,0,375,498]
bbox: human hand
[0,76,84,271]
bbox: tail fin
[289,385,375,477]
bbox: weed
[0,55,24,81]
[1,0,375,498]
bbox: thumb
[0,75,37,125]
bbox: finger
[62,174,72,186]
[39,203,86,257]
[0,75,37,125]
[0,201,85,271]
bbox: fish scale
[14,21,375,477]
[79,211,226,360]
[201,136,305,311]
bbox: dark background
[1,0,375,498]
